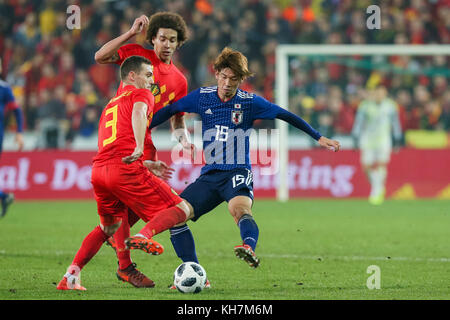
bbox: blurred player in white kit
[352,85,402,205]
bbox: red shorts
[91,160,182,226]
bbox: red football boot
[234,244,260,268]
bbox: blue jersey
[151,86,321,175]
[0,79,15,128]
[0,79,23,152]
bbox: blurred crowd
[0,0,449,148]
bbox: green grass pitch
[0,199,449,300]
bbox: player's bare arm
[95,15,149,64]
[122,101,148,164]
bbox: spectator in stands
[64,92,85,147]
[26,91,39,130]
[14,12,41,49]
[421,100,442,130]
[439,90,450,131]
[57,51,75,93]
[37,64,58,94]
[36,86,66,149]
[78,104,99,138]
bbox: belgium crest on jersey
[232,104,243,125]
[150,83,160,96]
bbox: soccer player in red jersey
[57,56,191,290]
[95,12,191,160]
[94,12,204,288]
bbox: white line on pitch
[258,253,450,263]
[1,250,449,263]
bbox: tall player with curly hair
[95,12,205,288]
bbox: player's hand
[181,140,197,163]
[318,136,341,152]
[178,135,196,163]
[129,15,149,36]
[144,160,175,181]
[122,147,143,164]
[15,133,24,151]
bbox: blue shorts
[180,168,254,222]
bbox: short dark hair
[213,47,254,80]
[146,12,188,48]
[120,56,152,80]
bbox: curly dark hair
[146,12,188,48]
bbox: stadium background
[0,0,449,200]
[1,0,450,303]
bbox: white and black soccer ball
[173,262,207,293]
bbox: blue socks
[169,215,259,264]
[237,214,259,251]
[170,224,199,263]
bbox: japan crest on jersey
[232,104,243,124]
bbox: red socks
[72,225,109,270]
[138,206,186,239]
[113,210,140,270]
[70,207,185,271]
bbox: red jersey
[116,44,188,160]
[93,85,154,165]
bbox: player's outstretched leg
[228,195,260,268]
[170,224,199,262]
[168,224,211,289]
[234,214,260,268]
[56,265,86,291]
[124,236,164,255]
[111,211,156,288]
[57,224,113,290]
[0,192,14,218]
[105,236,117,251]
[116,262,155,288]
[234,244,260,268]
[106,210,140,257]
[126,203,189,254]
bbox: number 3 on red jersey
[103,104,118,147]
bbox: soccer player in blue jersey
[125,47,340,269]
[0,58,24,218]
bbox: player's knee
[100,221,121,236]
[228,196,252,222]
[176,200,194,221]
[235,207,252,221]
[229,204,252,223]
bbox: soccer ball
[173,262,207,293]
